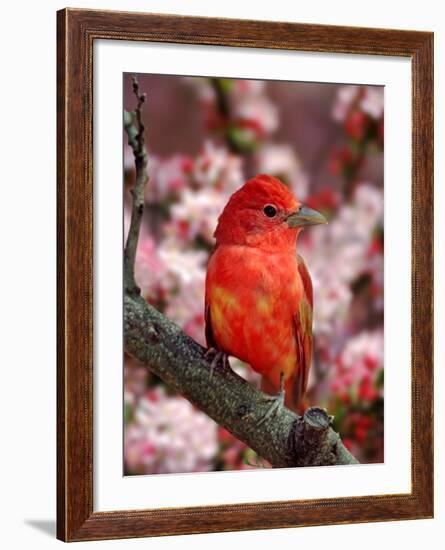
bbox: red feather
[205,175,316,413]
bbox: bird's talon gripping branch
[204,347,218,360]
[256,373,286,427]
[205,348,230,379]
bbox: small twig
[210,77,245,155]
[124,75,148,295]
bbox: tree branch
[123,76,359,468]
[124,76,148,296]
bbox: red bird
[205,174,327,416]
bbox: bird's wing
[287,255,313,411]
[297,253,313,308]
[204,248,218,349]
[204,302,217,349]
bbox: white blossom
[193,141,244,193]
[300,183,383,337]
[167,188,226,244]
[255,144,309,199]
[360,87,384,119]
[331,85,360,122]
[125,387,218,474]
[233,94,279,135]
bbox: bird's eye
[263,204,277,218]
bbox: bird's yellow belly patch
[210,285,297,379]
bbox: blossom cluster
[188,78,279,149]
[330,85,384,196]
[328,330,384,461]
[332,85,384,124]
[331,329,383,402]
[298,182,383,363]
[125,386,218,474]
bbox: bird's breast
[206,245,303,377]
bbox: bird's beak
[285,205,328,228]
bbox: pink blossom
[167,188,226,244]
[305,188,341,214]
[157,240,207,289]
[125,387,218,474]
[331,85,360,122]
[192,141,244,193]
[183,76,215,102]
[329,146,354,176]
[183,78,279,141]
[133,236,207,304]
[331,85,383,123]
[124,357,148,401]
[231,80,265,97]
[233,94,278,137]
[164,277,206,346]
[330,330,383,401]
[145,154,192,202]
[354,184,383,227]
[345,110,370,141]
[124,144,136,174]
[299,183,383,337]
[255,144,309,199]
[227,79,279,137]
[134,236,168,303]
[360,87,384,120]
[365,241,384,311]
[297,181,384,380]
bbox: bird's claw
[256,392,285,426]
[256,373,286,426]
[204,348,229,379]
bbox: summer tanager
[205,174,327,415]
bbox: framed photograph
[57,8,433,542]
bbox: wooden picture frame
[57,8,434,542]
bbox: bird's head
[214,174,327,251]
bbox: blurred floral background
[123,74,384,475]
